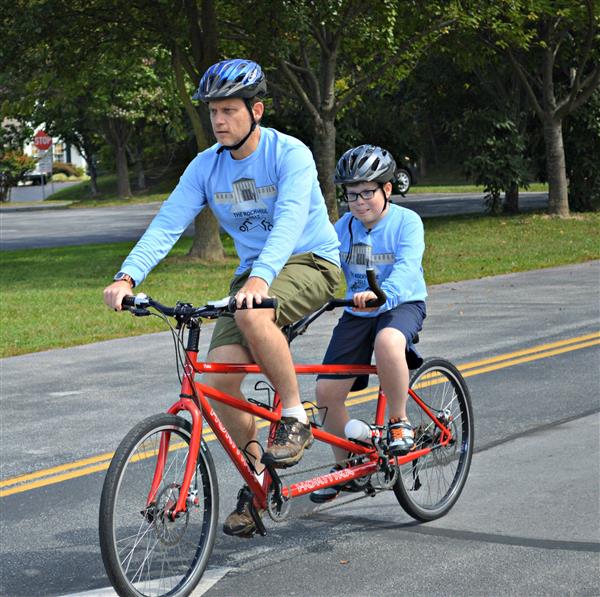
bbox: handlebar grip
[227,297,279,312]
[365,268,387,307]
[121,295,136,308]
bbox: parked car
[393,156,418,195]
[20,171,49,185]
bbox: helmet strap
[216,99,258,155]
[380,183,389,214]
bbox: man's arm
[103,156,207,310]
[249,142,315,286]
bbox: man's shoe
[261,416,314,468]
[223,486,263,538]
[388,418,415,455]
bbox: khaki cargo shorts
[208,252,340,353]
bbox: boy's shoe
[388,418,415,455]
[310,465,344,503]
[261,417,314,468]
[223,486,264,538]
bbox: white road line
[59,566,233,597]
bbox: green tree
[236,0,456,219]
[461,0,600,216]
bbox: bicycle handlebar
[121,267,385,324]
[329,268,387,309]
[121,294,278,319]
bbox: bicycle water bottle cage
[247,381,274,410]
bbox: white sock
[281,405,308,424]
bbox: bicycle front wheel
[99,414,219,597]
[394,358,474,521]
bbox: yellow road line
[1,332,598,497]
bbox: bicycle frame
[147,349,454,519]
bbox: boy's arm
[379,212,425,310]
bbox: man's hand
[104,281,134,311]
[352,290,379,312]
[235,276,271,309]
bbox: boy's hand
[352,290,379,312]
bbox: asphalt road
[1,261,598,596]
[0,192,549,251]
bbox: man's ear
[252,101,265,122]
[383,181,393,198]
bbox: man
[103,59,340,536]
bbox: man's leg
[235,308,313,468]
[204,343,265,473]
[234,309,302,412]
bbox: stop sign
[34,130,52,151]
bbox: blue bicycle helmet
[193,59,267,102]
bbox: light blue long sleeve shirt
[121,127,340,286]
[335,203,427,317]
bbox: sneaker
[261,416,314,468]
[310,465,343,504]
[388,418,415,455]
[223,486,263,538]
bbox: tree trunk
[312,118,338,222]
[172,46,224,260]
[87,157,99,196]
[104,117,132,199]
[504,181,519,214]
[543,118,570,217]
[115,142,132,198]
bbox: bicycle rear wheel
[393,358,473,521]
[99,414,219,597]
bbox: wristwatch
[113,271,135,287]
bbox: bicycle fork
[146,366,202,520]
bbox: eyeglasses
[343,187,380,203]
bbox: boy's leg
[373,328,409,419]
[316,377,357,463]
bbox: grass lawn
[1,212,598,357]
[46,174,176,207]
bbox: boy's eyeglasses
[343,187,380,203]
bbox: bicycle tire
[393,357,474,521]
[99,414,219,597]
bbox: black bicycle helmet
[334,144,397,185]
[193,59,267,102]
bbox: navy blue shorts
[318,301,426,392]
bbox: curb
[0,201,73,212]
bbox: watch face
[114,272,128,281]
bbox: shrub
[0,151,37,201]
[52,161,79,177]
[51,173,70,182]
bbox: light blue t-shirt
[121,127,340,286]
[335,203,427,317]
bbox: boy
[312,144,427,503]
